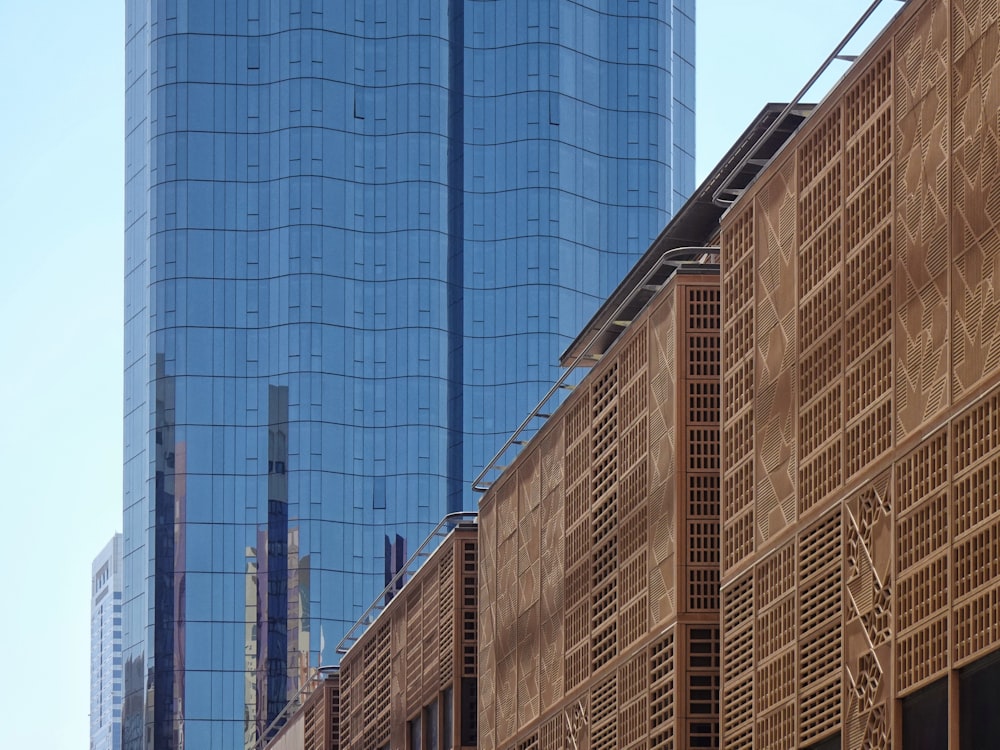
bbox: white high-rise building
[91,533,123,750]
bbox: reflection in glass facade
[122,1,694,747]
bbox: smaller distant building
[91,533,123,750]
[338,523,479,750]
[264,521,478,750]
[264,674,341,750]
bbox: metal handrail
[711,0,909,207]
[335,510,479,654]
[471,246,720,493]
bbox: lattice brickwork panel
[357,622,390,750]
[722,509,847,750]
[391,597,409,749]
[723,202,756,377]
[797,107,843,520]
[894,430,950,695]
[755,543,797,750]
[591,359,620,673]
[480,276,718,750]
[798,508,843,744]
[755,159,799,546]
[721,571,755,750]
[952,385,1000,664]
[316,680,340,750]
[722,205,756,578]
[686,625,721,747]
[419,568,440,706]
[895,0,952,441]
[618,651,648,749]
[953,9,1000,399]
[649,629,676,750]
[537,712,564,750]
[756,546,793,611]
[684,288,721,614]
[439,546,456,687]
[301,679,340,750]
[845,473,893,749]
[458,537,479,749]
[338,660,355,748]
[402,587,423,710]
[846,46,895,489]
[845,48,893,194]
[590,671,618,750]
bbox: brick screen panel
[718,3,1000,749]
[478,275,720,750]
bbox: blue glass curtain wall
[122,1,694,746]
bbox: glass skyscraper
[122,1,693,747]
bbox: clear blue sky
[0,1,902,747]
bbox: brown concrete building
[472,98,813,750]
[477,268,722,750]
[338,523,479,750]
[719,0,1000,748]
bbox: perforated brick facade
[338,526,479,750]
[264,4,1000,748]
[720,0,1000,747]
[478,272,721,750]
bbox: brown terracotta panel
[755,159,799,545]
[896,0,951,121]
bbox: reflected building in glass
[122,1,694,746]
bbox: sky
[0,1,904,747]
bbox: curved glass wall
[122,1,693,747]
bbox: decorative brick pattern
[755,159,799,546]
[720,2,1000,748]
[479,275,719,750]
